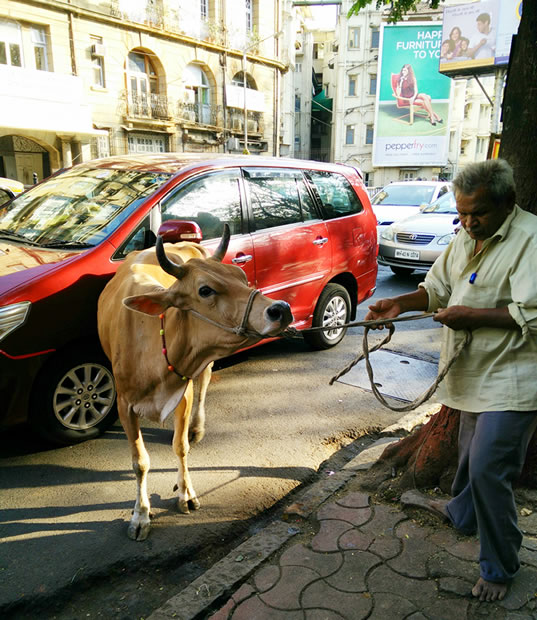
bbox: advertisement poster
[373,23,451,167]
[439,0,520,76]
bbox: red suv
[0,155,377,444]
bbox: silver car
[378,191,459,276]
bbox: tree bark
[499,1,537,214]
[362,405,537,499]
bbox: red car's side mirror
[157,220,203,244]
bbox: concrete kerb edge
[148,406,437,620]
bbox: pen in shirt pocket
[469,272,477,284]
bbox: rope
[283,312,472,413]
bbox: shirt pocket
[458,283,499,309]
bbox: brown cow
[98,226,292,540]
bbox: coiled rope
[283,313,472,413]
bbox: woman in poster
[396,64,443,126]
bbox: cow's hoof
[189,498,201,511]
[177,499,190,514]
[128,520,151,541]
[189,427,205,444]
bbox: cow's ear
[123,291,170,315]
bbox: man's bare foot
[472,577,508,601]
[400,490,450,523]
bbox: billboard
[373,23,451,168]
[439,0,522,76]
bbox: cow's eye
[199,285,215,298]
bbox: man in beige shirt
[366,159,537,602]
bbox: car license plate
[395,249,420,260]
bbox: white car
[371,180,451,240]
[378,191,459,276]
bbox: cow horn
[211,224,231,263]
[156,235,186,279]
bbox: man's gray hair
[453,159,516,207]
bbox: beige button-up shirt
[419,205,537,412]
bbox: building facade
[1,0,293,183]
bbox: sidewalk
[149,435,537,620]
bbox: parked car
[0,154,378,444]
[378,190,459,275]
[371,180,451,240]
[0,177,24,207]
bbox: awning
[312,89,332,113]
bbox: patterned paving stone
[520,546,537,569]
[359,504,408,539]
[368,564,438,606]
[316,502,371,527]
[427,528,460,549]
[279,543,342,577]
[505,613,534,620]
[232,595,304,620]
[339,529,374,552]
[422,597,470,620]
[499,566,537,611]
[301,580,372,619]
[427,550,478,582]
[519,514,537,536]
[447,538,480,562]
[336,492,370,509]
[311,520,353,552]
[388,525,441,578]
[324,551,380,593]
[438,577,473,595]
[406,614,428,620]
[369,535,402,561]
[396,520,435,540]
[255,565,281,593]
[366,592,417,620]
[305,610,346,620]
[259,565,319,610]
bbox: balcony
[177,102,224,128]
[121,91,170,121]
[228,109,264,135]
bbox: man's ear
[122,290,171,315]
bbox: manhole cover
[337,350,438,402]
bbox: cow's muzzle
[265,301,293,326]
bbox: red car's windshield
[0,167,171,248]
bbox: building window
[460,139,470,155]
[126,50,163,118]
[245,0,253,32]
[295,94,301,112]
[371,28,380,49]
[348,75,356,96]
[184,63,212,124]
[90,35,105,87]
[128,133,167,153]
[400,171,415,181]
[369,74,377,95]
[313,43,319,59]
[200,0,208,20]
[464,103,471,119]
[345,125,355,145]
[365,124,374,145]
[479,104,489,123]
[348,27,360,49]
[31,26,49,71]
[0,20,23,67]
[477,137,487,154]
[295,62,302,73]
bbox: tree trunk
[362,405,537,499]
[500,1,537,214]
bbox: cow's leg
[118,396,152,541]
[172,381,200,513]
[189,363,213,444]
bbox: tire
[304,284,351,350]
[390,266,414,276]
[29,348,117,446]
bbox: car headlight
[0,302,31,343]
[438,233,455,245]
[380,228,395,241]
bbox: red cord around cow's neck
[159,313,189,380]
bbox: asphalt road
[0,266,443,618]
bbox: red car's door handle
[232,254,253,264]
[313,237,329,246]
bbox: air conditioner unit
[91,43,106,57]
